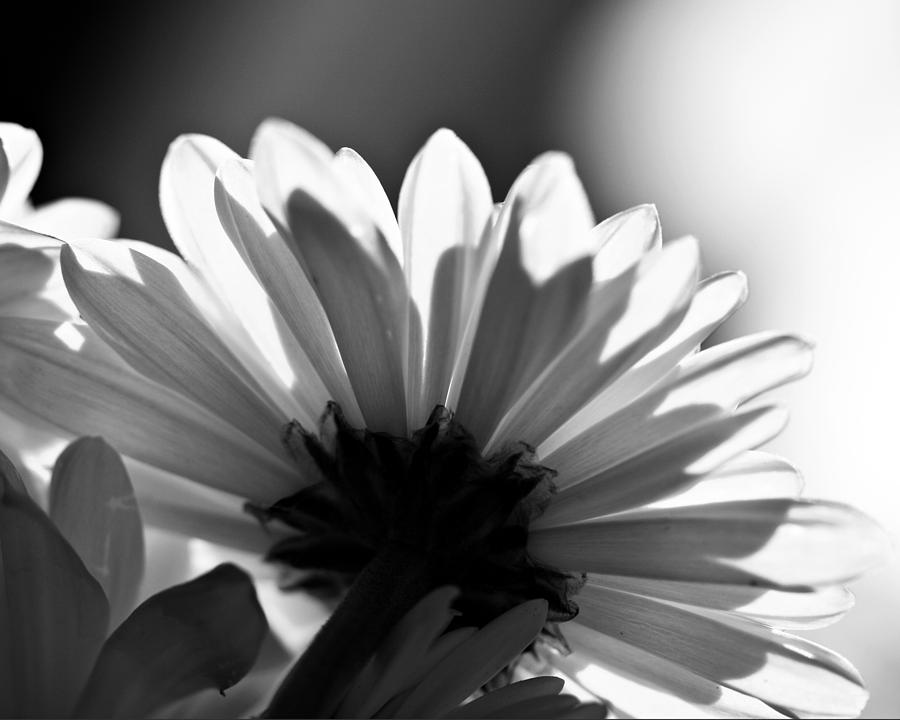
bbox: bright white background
[555,2,900,716]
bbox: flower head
[0,120,888,717]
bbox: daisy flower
[0,440,268,718]
[0,120,888,717]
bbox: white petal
[252,119,408,433]
[529,499,889,587]
[647,450,805,510]
[398,129,493,427]
[160,135,321,427]
[61,240,290,454]
[125,460,289,554]
[22,198,120,239]
[487,235,699,451]
[534,405,788,528]
[214,158,362,424]
[585,575,854,630]
[542,332,811,488]
[574,586,868,718]
[0,317,299,504]
[0,123,42,214]
[543,270,748,453]
[548,638,788,719]
[333,147,403,265]
[590,203,661,282]
[49,437,145,627]
[453,155,603,446]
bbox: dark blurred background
[4,1,898,716]
[7,1,600,249]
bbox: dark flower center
[247,403,583,629]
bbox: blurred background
[4,0,898,715]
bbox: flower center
[248,403,582,629]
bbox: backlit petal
[530,499,889,587]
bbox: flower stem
[263,544,433,718]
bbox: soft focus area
[4,1,897,715]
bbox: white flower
[0,122,119,242]
[0,122,121,486]
[0,120,888,718]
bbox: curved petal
[575,586,868,718]
[23,198,120,239]
[74,564,267,718]
[49,437,145,627]
[0,452,109,717]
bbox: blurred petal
[0,317,299,503]
[443,677,565,719]
[49,437,145,627]
[74,564,268,718]
[530,499,890,587]
[337,586,459,718]
[23,198,120,239]
[398,129,493,427]
[0,450,109,717]
[392,599,548,717]
[0,123,42,214]
[126,460,290,554]
[0,139,8,200]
